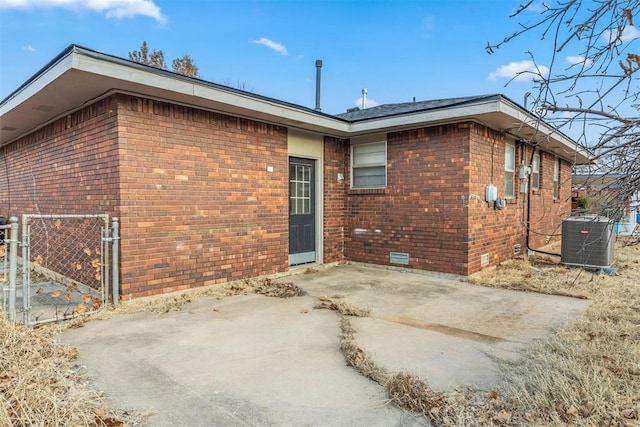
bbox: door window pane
[290,164,312,214]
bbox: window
[504,142,515,198]
[553,157,560,199]
[289,163,311,215]
[532,152,540,190]
[352,142,387,188]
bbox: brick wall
[0,97,120,218]
[115,94,289,298]
[1,93,574,295]
[322,136,347,264]
[341,121,573,276]
[467,126,572,273]
[345,123,470,275]
[467,124,523,273]
[527,147,572,248]
[0,97,120,294]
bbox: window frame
[504,142,515,199]
[553,156,560,200]
[351,141,387,189]
[531,152,540,191]
[289,163,311,215]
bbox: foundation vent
[480,253,490,266]
[390,252,409,265]
[513,244,521,255]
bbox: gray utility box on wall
[561,215,615,268]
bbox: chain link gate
[20,214,113,326]
[1,218,19,321]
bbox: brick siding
[1,93,573,298]
[0,97,120,217]
[345,123,471,275]
[526,147,572,249]
[467,126,571,273]
[343,121,572,276]
[115,94,289,298]
[322,136,347,264]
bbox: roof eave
[0,46,591,165]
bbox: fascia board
[347,101,500,134]
[498,101,591,164]
[75,51,351,136]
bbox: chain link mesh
[1,226,9,311]
[23,215,108,325]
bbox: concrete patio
[60,264,589,426]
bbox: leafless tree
[488,0,640,234]
[129,41,199,78]
[128,41,166,70]
[172,55,199,78]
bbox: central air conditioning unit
[561,216,615,268]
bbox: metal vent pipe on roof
[315,60,322,111]
[362,88,368,109]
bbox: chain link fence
[1,218,19,321]
[21,214,111,326]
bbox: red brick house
[0,45,590,298]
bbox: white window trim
[553,156,560,199]
[532,152,540,191]
[504,142,515,199]
[351,141,387,189]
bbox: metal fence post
[112,217,120,305]
[21,217,29,325]
[7,217,18,321]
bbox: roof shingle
[335,94,503,121]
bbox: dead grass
[314,296,371,317]
[0,317,127,426]
[332,241,640,426]
[458,240,640,426]
[338,317,388,384]
[79,276,305,320]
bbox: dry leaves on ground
[0,317,125,426]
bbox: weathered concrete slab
[289,264,590,390]
[62,293,426,426]
[60,264,588,425]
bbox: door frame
[287,155,323,266]
[287,129,324,267]
[288,157,316,265]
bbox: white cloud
[487,60,549,81]
[603,25,640,44]
[252,38,288,56]
[354,96,379,109]
[0,0,166,23]
[566,55,593,66]
[23,44,35,52]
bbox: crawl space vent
[561,216,615,268]
[390,252,409,265]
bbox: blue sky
[0,0,584,115]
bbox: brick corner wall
[115,94,289,298]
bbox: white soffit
[0,54,73,116]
